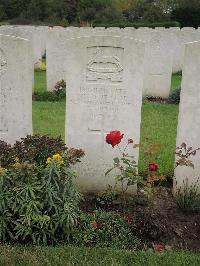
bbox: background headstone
[175,40,200,190]
[0,34,33,144]
[143,30,173,98]
[46,27,75,91]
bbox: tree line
[0,0,200,27]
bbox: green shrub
[175,179,200,212]
[0,144,85,244]
[0,135,84,168]
[33,80,66,102]
[168,87,181,104]
[95,185,119,209]
[71,210,140,249]
[13,135,67,166]
[0,141,15,167]
[33,90,66,102]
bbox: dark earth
[135,187,200,251]
[81,187,200,251]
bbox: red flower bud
[152,243,164,251]
[148,163,158,171]
[106,131,124,148]
[90,221,97,229]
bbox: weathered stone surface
[65,35,145,192]
[175,41,200,190]
[0,34,33,144]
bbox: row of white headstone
[1,26,200,98]
[46,26,200,98]
[0,32,199,193]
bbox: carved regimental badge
[0,48,7,77]
[86,46,124,83]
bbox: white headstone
[136,29,173,98]
[175,41,200,190]
[65,35,145,192]
[0,34,33,144]
[46,28,75,91]
[172,28,200,73]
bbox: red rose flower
[106,131,124,148]
[148,163,158,171]
[152,243,164,251]
[90,221,97,229]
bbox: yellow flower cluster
[40,62,46,71]
[46,153,64,165]
[0,167,7,176]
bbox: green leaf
[113,157,120,164]
[105,167,114,176]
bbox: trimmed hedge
[33,90,65,102]
[92,21,180,28]
[168,87,181,104]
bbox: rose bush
[105,131,143,209]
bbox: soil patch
[135,187,200,251]
[81,187,200,251]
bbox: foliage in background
[171,6,200,28]
[71,210,140,249]
[0,0,198,27]
[77,0,124,25]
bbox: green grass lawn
[33,71,181,176]
[171,72,182,91]
[34,70,182,93]
[34,70,46,92]
[0,245,199,266]
[33,101,65,139]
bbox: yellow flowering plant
[0,150,84,245]
[46,153,64,165]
